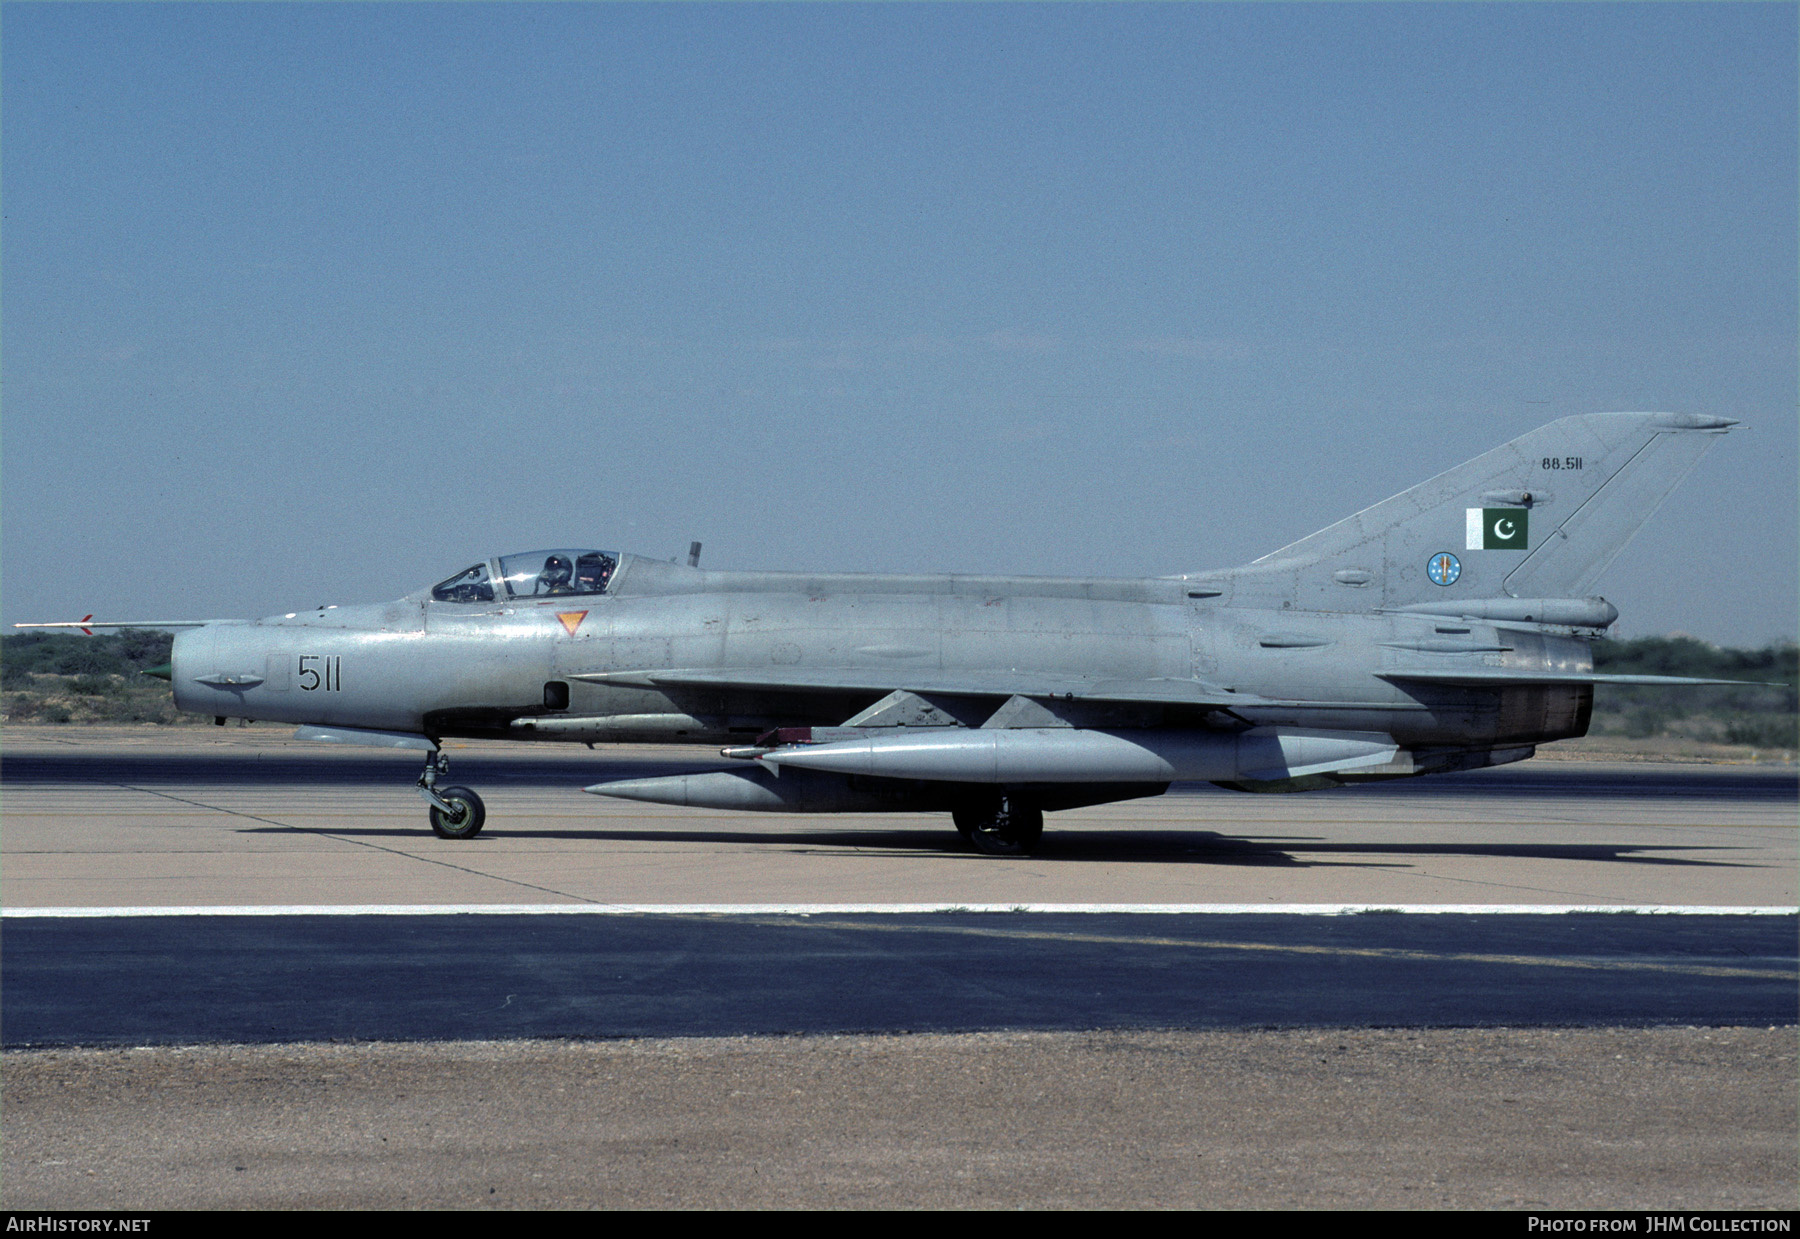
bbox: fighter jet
[20,412,1756,854]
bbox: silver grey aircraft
[20,412,1756,854]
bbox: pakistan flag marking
[1465,507,1530,550]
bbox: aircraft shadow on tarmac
[5,755,1796,803]
[234,822,1758,868]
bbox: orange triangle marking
[555,611,589,636]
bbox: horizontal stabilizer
[1381,669,1775,688]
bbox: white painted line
[3,903,1795,918]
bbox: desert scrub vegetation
[2,630,189,724]
[1589,636,1798,753]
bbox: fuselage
[173,552,1594,753]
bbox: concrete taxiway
[2,727,1793,909]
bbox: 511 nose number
[299,655,341,691]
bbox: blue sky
[5,3,1795,644]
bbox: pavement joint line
[107,783,604,907]
[6,903,1795,916]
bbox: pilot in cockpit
[575,552,616,593]
[536,555,575,595]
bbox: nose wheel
[418,750,487,839]
[428,785,486,839]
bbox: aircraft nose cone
[141,662,173,681]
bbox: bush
[1724,717,1800,749]
[1,631,187,723]
[117,628,170,664]
[54,646,125,676]
[0,630,174,677]
[69,674,120,697]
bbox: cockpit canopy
[431,549,619,604]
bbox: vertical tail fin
[1193,413,1735,613]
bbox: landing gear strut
[418,748,486,840]
[953,794,1044,857]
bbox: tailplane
[1183,412,1735,616]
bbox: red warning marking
[80,614,94,636]
[556,611,588,636]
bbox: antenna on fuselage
[687,541,703,568]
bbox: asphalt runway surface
[2,728,1794,1208]
[4,911,1795,1047]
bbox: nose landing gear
[418,749,487,839]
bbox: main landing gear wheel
[953,796,1044,857]
[428,785,487,839]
